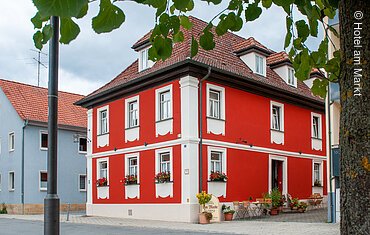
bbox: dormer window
[287,68,297,87]
[255,54,266,76]
[138,47,154,72]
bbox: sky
[0,0,323,96]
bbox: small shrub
[0,203,7,214]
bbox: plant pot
[291,206,298,210]
[270,208,279,216]
[199,213,210,224]
[298,208,306,213]
[224,213,234,221]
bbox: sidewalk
[0,214,339,235]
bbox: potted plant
[154,171,171,183]
[290,198,299,210]
[222,204,235,221]
[209,171,228,182]
[124,174,137,185]
[314,179,322,187]
[298,202,308,213]
[96,177,108,187]
[196,191,213,224]
[269,188,282,215]
[249,196,253,202]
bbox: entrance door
[272,160,283,193]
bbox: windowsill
[156,118,173,123]
[40,148,48,151]
[125,125,140,130]
[271,128,284,133]
[97,133,109,137]
[9,189,15,192]
[206,116,225,121]
[97,185,109,188]
[78,151,87,154]
[207,180,227,183]
[312,185,323,188]
[125,183,140,186]
[40,188,47,192]
[155,181,173,184]
[138,67,151,73]
[311,137,322,140]
[254,72,266,77]
[9,149,15,153]
[79,189,87,192]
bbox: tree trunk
[339,1,370,234]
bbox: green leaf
[245,3,262,22]
[33,31,43,50]
[32,0,88,18]
[76,3,88,19]
[323,7,336,19]
[60,18,80,44]
[173,31,184,43]
[173,0,193,11]
[191,36,198,58]
[142,0,167,8]
[286,16,293,31]
[284,31,292,49]
[31,13,43,29]
[180,15,193,30]
[201,0,222,5]
[293,38,303,50]
[308,18,318,37]
[295,20,310,42]
[92,0,125,34]
[311,78,328,98]
[262,0,272,8]
[152,36,173,61]
[42,24,52,42]
[228,0,242,10]
[273,0,294,7]
[199,30,215,50]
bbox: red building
[76,16,326,222]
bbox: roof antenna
[30,49,48,86]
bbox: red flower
[124,175,138,185]
[209,171,228,182]
[96,177,108,187]
[154,172,171,183]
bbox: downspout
[199,67,212,193]
[327,83,334,223]
[21,119,29,214]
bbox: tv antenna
[30,49,48,86]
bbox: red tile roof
[267,51,291,65]
[84,16,322,102]
[0,79,87,128]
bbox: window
[128,157,138,176]
[159,90,171,120]
[40,132,48,150]
[288,68,296,86]
[79,175,87,191]
[312,116,320,138]
[40,171,47,191]
[210,152,222,172]
[99,161,108,179]
[272,105,282,131]
[209,90,221,119]
[99,110,108,135]
[255,54,265,76]
[128,100,138,128]
[140,48,149,71]
[79,137,87,153]
[8,132,15,151]
[314,163,320,183]
[160,152,171,173]
[8,172,14,191]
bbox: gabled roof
[0,79,87,128]
[267,51,291,66]
[79,16,323,106]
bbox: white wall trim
[78,174,87,192]
[8,131,15,152]
[39,170,47,191]
[87,138,326,161]
[8,171,15,191]
[268,155,288,195]
[39,130,48,151]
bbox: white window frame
[78,137,87,154]
[139,47,149,71]
[125,95,140,129]
[97,106,109,135]
[8,132,15,152]
[155,148,173,181]
[268,155,288,195]
[125,153,140,183]
[207,146,227,180]
[206,83,225,120]
[97,157,109,183]
[312,160,323,186]
[8,171,15,191]
[270,101,284,132]
[155,84,173,122]
[311,112,322,139]
[39,170,47,191]
[210,151,222,173]
[287,67,297,87]
[255,54,266,76]
[40,131,48,150]
[79,174,87,192]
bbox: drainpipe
[327,83,334,223]
[21,119,29,214]
[199,67,212,193]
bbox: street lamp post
[44,16,60,235]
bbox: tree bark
[339,1,370,234]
